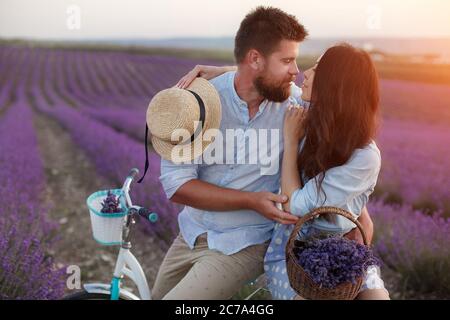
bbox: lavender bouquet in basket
[293,236,380,289]
[100,191,123,214]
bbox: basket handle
[286,206,368,251]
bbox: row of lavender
[0,96,65,299]
[368,200,450,298]
[377,119,449,214]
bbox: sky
[1,0,449,40]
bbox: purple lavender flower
[294,236,380,289]
[100,191,122,213]
[369,200,450,296]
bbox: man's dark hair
[234,6,308,63]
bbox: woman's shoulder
[349,140,381,169]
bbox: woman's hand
[283,104,307,146]
[175,65,237,89]
[344,206,374,245]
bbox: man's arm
[171,179,253,211]
[160,157,255,212]
[160,155,298,225]
[171,179,299,225]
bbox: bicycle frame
[81,242,152,300]
[80,239,152,300]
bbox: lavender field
[0,44,448,300]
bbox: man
[151,6,373,300]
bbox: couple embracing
[147,6,390,300]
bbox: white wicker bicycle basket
[86,189,128,246]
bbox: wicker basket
[86,189,128,246]
[285,206,369,300]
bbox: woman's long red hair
[298,44,380,218]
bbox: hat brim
[150,78,222,163]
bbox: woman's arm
[281,140,301,212]
[281,105,307,212]
[175,65,237,89]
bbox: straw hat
[146,78,222,163]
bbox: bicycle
[64,168,269,300]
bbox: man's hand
[249,192,299,225]
[344,206,374,245]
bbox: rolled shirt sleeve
[159,158,199,199]
[289,144,381,232]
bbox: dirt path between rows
[32,109,166,297]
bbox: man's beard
[254,73,292,102]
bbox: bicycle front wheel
[63,290,126,300]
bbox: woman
[175,44,389,300]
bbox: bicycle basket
[86,189,128,246]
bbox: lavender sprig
[100,191,123,213]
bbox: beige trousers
[151,232,270,300]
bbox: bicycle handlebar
[138,207,158,223]
[128,168,139,179]
[123,168,139,191]
[121,168,139,208]
[121,168,158,224]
